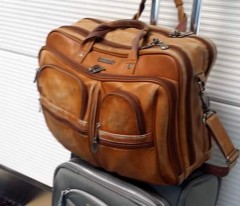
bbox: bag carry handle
[82,19,149,43]
[133,0,187,31]
[79,20,149,73]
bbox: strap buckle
[202,110,215,125]
[226,148,239,166]
[197,76,211,112]
[197,75,215,125]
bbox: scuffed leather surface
[37,18,217,185]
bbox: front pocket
[37,64,88,119]
[99,90,146,136]
[40,97,94,163]
[92,80,183,184]
[98,131,153,149]
[37,65,99,164]
[40,97,88,135]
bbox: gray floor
[0,165,52,206]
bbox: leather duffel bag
[35,0,239,185]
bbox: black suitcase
[52,158,221,206]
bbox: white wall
[0,0,239,205]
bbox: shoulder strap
[202,112,239,176]
[133,0,187,31]
[197,74,239,176]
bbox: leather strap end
[174,0,183,7]
[226,148,239,168]
[204,112,239,176]
[175,13,187,32]
[201,163,230,177]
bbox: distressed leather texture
[36,12,238,184]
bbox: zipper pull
[169,30,193,38]
[88,65,105,74]
[58,188,71,206]
[33,68,40,83]
[92,123,100,153]
[141,38,169,50]
[39,100,42,113]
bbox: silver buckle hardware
[226,149,239,166]
[197,76,211,113]
[202,110,215,125]
[89,65,105,74]
[197,75,216,125]
[141,38,169,50]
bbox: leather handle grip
[79,20,149,72]
[82,19,149,44]
[133,0,187,31]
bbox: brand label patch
[98,57,115,65]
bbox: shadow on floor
[0,165,52,206]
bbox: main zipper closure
[150,26,216,76]
[39,46,183,177]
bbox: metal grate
[0,197,21,206]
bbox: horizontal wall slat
[0,50,70,186]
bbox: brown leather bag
[36,0,239,185]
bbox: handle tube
[190,0,203,34]
[150,0,161,25]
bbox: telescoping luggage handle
[134,0,203,34]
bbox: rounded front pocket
[99,90,146,136]
[37,65,88,119]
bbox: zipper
[37,64,88,120]
[166,45,195,164]
[92,122,100,153]
[33,67,40,83]
[141,37,169,50]
[98,139,154,149]
[148,28,197,164]
[40,46,183,177]
[151,27,216,77]
[169,30,193,38]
